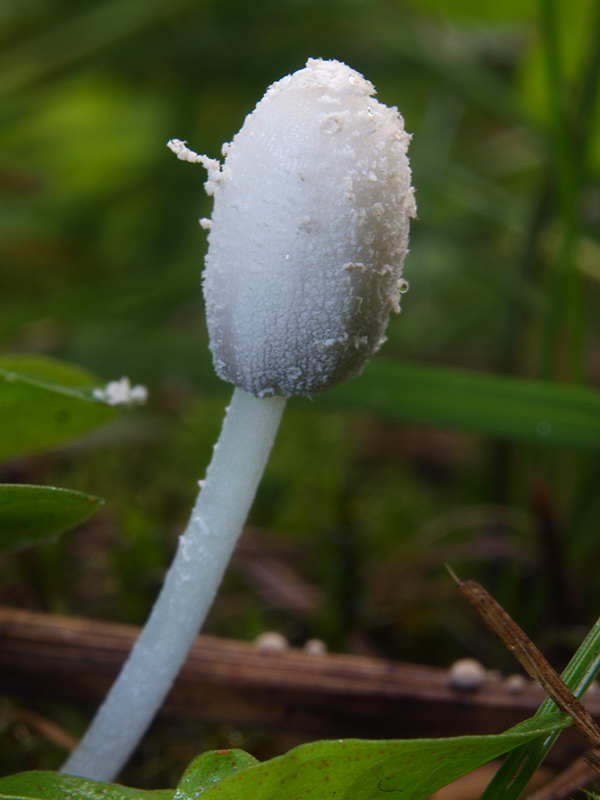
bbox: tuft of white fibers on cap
[198,58,415,398]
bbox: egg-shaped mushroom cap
[203,58,416,398]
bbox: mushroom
[62,58,415,782]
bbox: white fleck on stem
[61,388,286,782]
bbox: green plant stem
[538,0,599,384]
[480,613,600,800]
[61,388,286,782]
[572,4,600,178]
[492,1,600,502]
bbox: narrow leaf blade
[325,359,600,449]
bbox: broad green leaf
[324,358,600,450]
[0,355,116,462]
[0,771,171,800]
[0,484,103,552]
[174,749,259,800]
[200,714,569,800]
[0,716,568,800]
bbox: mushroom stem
[61,388,286,782]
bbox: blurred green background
[1,0,600,785]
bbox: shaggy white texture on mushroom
[201,58,415,397]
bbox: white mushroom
[63,59,414,782]
[201,58,415,397]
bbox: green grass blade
[321,358,600,450]
[480,612,600,800]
